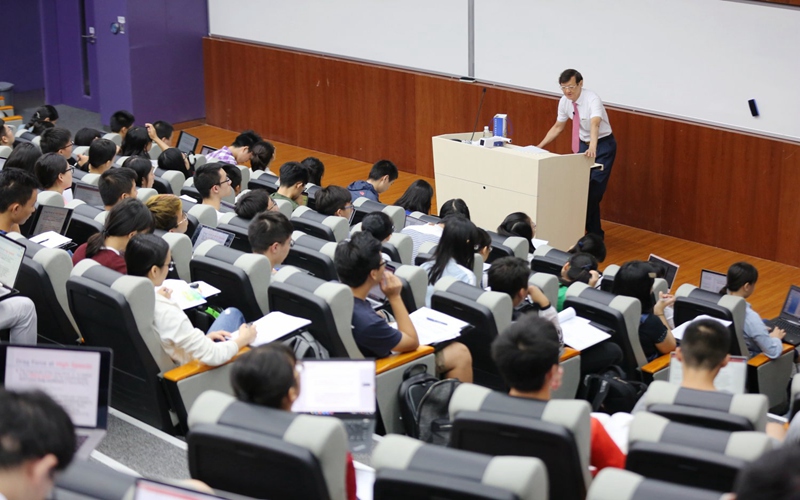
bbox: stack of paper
[30,231,71,249]
[228,311,313,346]
[671,315,732,340]
[557,307,611,351]
[403,307,469,346]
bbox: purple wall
[92,0,133,124]
[1,1,45,93]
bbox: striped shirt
[205,146,237,165]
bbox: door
[53,0,100,112]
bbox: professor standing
[537,69,616,239]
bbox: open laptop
[668,352,747,394]
[404,214,426,227]
[73,183,104,207]
[292,359,377,453]
[700,269,727,294]
[175,131,199,156]
[0,234,25,302]
[0,344,113,459]
[199,144,217,156]
[28,205,72,237]
[765,285,800,345]
[0,156,6,170]
[191,224,235,251]
[648,254,679,291]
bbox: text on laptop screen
[783,287,800,318]
[700,270,727,294]
[292,360,376,415]
[199,145,217,156]
[191,225,235,250]
[3,346,101,427]
[648,254,679,289]
[0,235,25,289]
[176,132,198,155]
[74,184,104,207]
[32,205,71,236]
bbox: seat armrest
[748,343,795,368]
[376,346,435,374]
[642,353,672,374]
[162,347,250,382]
[561,347,580,362]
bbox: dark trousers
[579,339,623,377]
[579,134,617,238]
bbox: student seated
[302,157,325,186]
[4,143,41,174]
[205,130,262,166]
[126,233,256,366]
[488,257,559,324]
[315,185,354,219]
[194,163,233,222]
[475,228,491,264]
[222,164,243,197]
[72,198,154,273]
[110,110,135,139]
[420,216,477,307]
[122,156,155,189]
[235,189,278,220]
[0,389,75,500]
[231,344,357,500]
[347,159,398,203]
[612,260,676,362]
[361,212,393,243]
[120,126,152,159]
[99,168,138,210]
[400,198,470,261]
[152,120,174,147]
[734,446,800,500]
[271,161,308,211]
[491,315,625,473]
[249,140,276,173]
[86,138,117,176]
[0,118,15,148]
[248,211,293,271]
[498,212,537,253]
[23,105,60,132]
[73,127,104,147]
[568,233,607,263]
[438,198,471,219]
[393,179,434,215]
[157,148,191,175]
[146,194,188,234]
[724,262,785,359]
[335,232,472,381]
[39,128,76,165]
[556,252,600,311]
[33,153,73,203]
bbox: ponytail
[562,252,598,285]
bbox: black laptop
[28,205,73,237]
[191,224,235,251]
[0,234,26,302]
[176,131,199,156]
[73,183,104,207]
[765,285,800,346]
[199,144,217,156]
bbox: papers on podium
[557,307,611,351]
[160,279,221,310]
[391,307,468,346]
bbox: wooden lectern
[432,132,599,250]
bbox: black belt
[581,133,614,145]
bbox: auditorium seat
[531,245,570,277]
[236,164,251,192]
[186,203,218,228]
[103,132,122,146]
[790,374,800,421]
[136,187,158,202]
[37,190,65,208]
[587,468,726,500]
[149,142,162,160]
[351,196,405,230]
[80,173,101,186]
[372,434,548,500]
[408,211,440,224]
[529,272,559,311]
[486,231,528,262]
[158,231,193,282]
[351,222,413,265]
[64,202,105,247]
[291,206,350,242]
[285,230,338,281]
[215,221,251,253]
[55,459,138,499]
[248,169,279,194]
[0,145,11,158]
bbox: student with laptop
[0,169,38,235]
[85,138,117,176]
[335,231,473,383]
[248,211,293,272]
[347,159,398,203]
[98,168,138,210]
[315,185,354,219]
[146,195,188,234]
[194,163,233,223]
[205,130,262,166]
[231,344,357,500]
[271,161,309,211]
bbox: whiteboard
[208,0,470,77]
[474,0,800,140]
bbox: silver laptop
[648,254,680,291]
[73,183,104,207]
[1,344,113,459]
[700,269,727,294]
[0,234,25,302]
[292,359,377,453]
[668,352,747,394]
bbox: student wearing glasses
[315,185,354,219]
[194,163,233,223]
[234,189,279,220]
[146,194,189,234]
[33,153,73,204]
[248,211,294,272]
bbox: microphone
[468,87,488,143]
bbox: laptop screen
[668,352,747,394]
[700,269,727,294]
[781,286,800,319]
[0,157,6,170]
[191,224,235,250]
[0,234,26,289]
[292,359,376,415]
[404,215,426,227]
[31,205,72,236]
[199,145,217,156]
[648,254,679,290]
[176,131,199,155]
[0,344,112,428]
[73,183,104,207]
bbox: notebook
[292,359,377,453]
[700,269,727,294]
[191,224,235,250]
[175,131,199,156]
[199,144,217,156]
[648,254,679,291]
[28,205,72,237]
[73,183,104,207]
[0,234,25,302]
[766,285,800,346]
[668,352,747,394]
[0,344,113,459]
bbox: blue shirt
[351,298,402,358]
[743,302,783,359]
[347,180,379,202]
[420,258,476,307]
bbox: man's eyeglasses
[217,178,232,186]
[560,85,578,91]
[65,166,75,173]
[176,212,188,227]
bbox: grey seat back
[588,468,725,500]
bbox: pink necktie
[572,101,580,153]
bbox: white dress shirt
[556,88,613,142]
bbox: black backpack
[417,378,461,445]
[579,365,647,414]
[398,364,439,438]
[283,331,329,360]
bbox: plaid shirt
[205,145,237,165]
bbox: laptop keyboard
[774,319,800,344]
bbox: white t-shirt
[421,258,476,307]
[556,88,613,142]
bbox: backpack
[283,331,329,360]
[417,378,461,445]
[398,364,439,438]
[579,365,647,414]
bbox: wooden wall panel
[204,37,800,267]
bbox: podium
[432,133,598,250]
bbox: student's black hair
[88,138,117,169]
[368,160,398,182]
[301,157,325,186]
[733,446,800,500]
[248,211,293,254]
[25,105,59,128]
[278,161,309,188]
[85,198,153,258]
[33,152,69,189]
[157,148,188,173]
[39,127,72,154]
[122,156,152,187]
[498,212,535,253]
[4,143,42,174]
[222,164,242,191]
[335,231,383,288]
[315,185,351,216]
[250,141,275,171]
[487,257,530,299]
[361,212,394,242]
[0,169,39,213]
[125,233,169,277]
[152,121,173,141]
[492,315,560,392]
[231,130,262,149]
[427,215,476,285]
[561,252,599,287]
[681,319,730,371]
[74,127,104,147]
[109,110,135,133]
[231,344,297,409]
[568,233,606,262]
[559,69,583,85]
[612,260,656,313]
[235,189,271,220]
[475,227,492,253]
[439,198,470,220]
[394,179,433,215]
[119,126,150,158]
[193,163,224,199]
[31,121,54,136]
[99,168,137,207]
[0,119,7,139]
[724,261,758,294]
[0,389,75,472]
